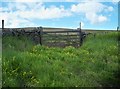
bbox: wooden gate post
[67,32,69,46]
[39,26,43,45]
[2,20,4,30]
[117,26,119,31]
[79,22,82,46]
[80,22,81,30]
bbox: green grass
[2,32,119,87]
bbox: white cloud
[2,0,120,2]
[65,0,72,1]
[0,11,35,28]
[111,0,119,4]
[85,13,107,24]
[107,6,114,11]
[84,0,119,2]
[71,2,106,13]
[71,2,113,24]
[0,2,72,28]
[0,1,114,28]
[15,0,38,2]
[98,15,107,22]
[16,3,71,19]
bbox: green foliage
[2,32,119,87]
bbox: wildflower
[87,51,89,54]
[66,52,70,55]
[75,85,78,87]
[36,81,39,84]
[29,53,33,55]
[12,67,18,73]
[31,76,35,79]
[113,46,117,49]
[13,56,16,61]
[33,79,39,84]
[23,72,26,76]
[38,54,41,56]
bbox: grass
[2,32,119,87]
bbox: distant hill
[1,27,117,33]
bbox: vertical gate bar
[39,27,43,45]
[2,20,4,30]
[79,22,82,46]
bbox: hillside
[2,32,119,87]
[2,27,117,32]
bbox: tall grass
[2,32,119,87]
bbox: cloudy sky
[0,0,119,30]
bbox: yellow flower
[31,76,35,79]
[13,56,16,61]
[36,81,39,84]
[29,53,33,55]
[23,72,26,76]
[66,52,70,55]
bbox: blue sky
[0,0,119,30]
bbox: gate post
[39,26,43,45]
[2,20,4,30]
[79,22,82,46]
[117,26,119,31]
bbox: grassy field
[2,32,119,87]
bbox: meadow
[2,32,119,87]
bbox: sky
[0,0,119,30]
